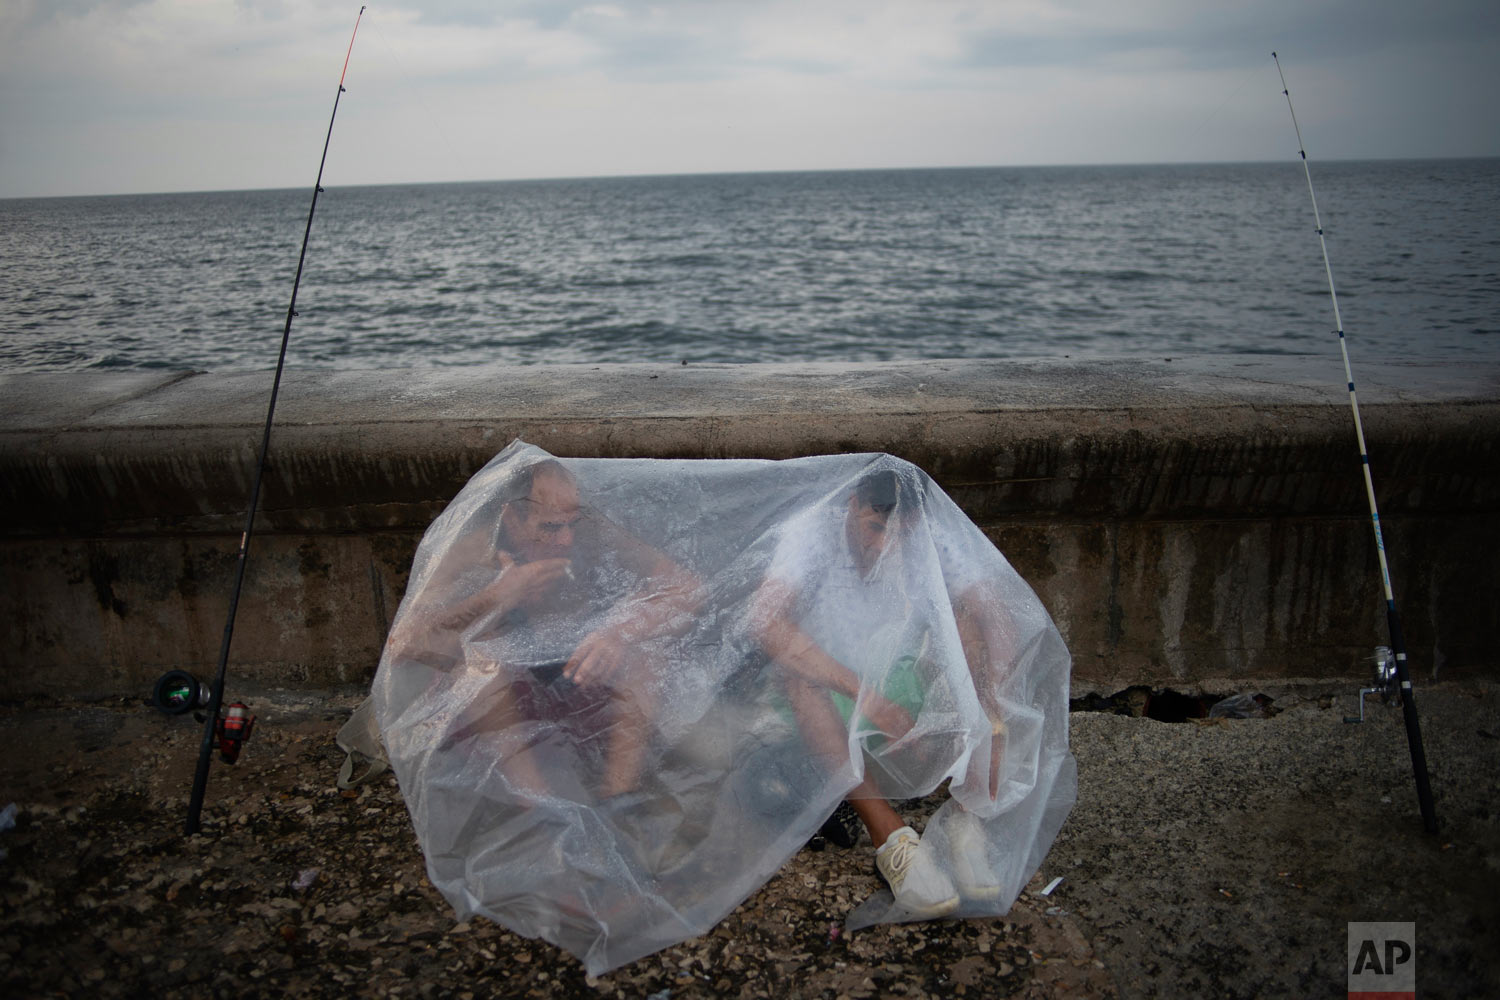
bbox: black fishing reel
[152,670,210,715]
[150,671,256,763]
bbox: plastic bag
[373,440,1076,974]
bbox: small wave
[664,253,725,268]
[87,354,142,369]
[371,301,455,318]
[1058,267,1163,282]
[570,274,661,289]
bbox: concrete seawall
[2,356,1497,698]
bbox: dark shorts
[510,661,630,745]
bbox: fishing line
[185,5,367,837]
[360,12,473,182]
[1175,69,1257,159]
[1272,51,1437,834]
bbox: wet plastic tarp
[373,440,1076,975]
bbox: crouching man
[750,468,1015,917]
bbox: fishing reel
[150,671,256,763]
[1343,646,1399,724]
[152,670,211,715]
[215,703,256,764]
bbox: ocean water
[1,160,1496,372]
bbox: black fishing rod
[185,6,367,836]
[1272,52,1438,834]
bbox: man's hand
[448,556,572,634]
[490,557,571,612]
[860,692,916,743]
[564,625,631,687]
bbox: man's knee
[609,654,662,721]
[782,673,821,708]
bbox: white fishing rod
[1273,52,1436,834]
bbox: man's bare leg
[785,673,959,914]
[599,655,656,799]
[446,679,553,798]
[784,674,906,846]
[600,703,652,800]
[495,685,554,799]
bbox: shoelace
[881,833,919,887]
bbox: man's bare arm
[952,579,1018,719]
[565,528,703,686]
[748,578,914,741]
[951,579,1022,798]
[385,552,569,662]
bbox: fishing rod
[185,6,367,836]
[1272,52,1438,834]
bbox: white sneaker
[875,826,959,917]
[947,811,1002,901]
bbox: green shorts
[828,654,926,750]
[766,624,930,743]
[834,653,924,716]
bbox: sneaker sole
[956,883,1003,902]
[894,892,960,919]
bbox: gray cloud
[1,0,1496,197]
[959,0,1500,73]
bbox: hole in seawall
[1069,686,1277,722]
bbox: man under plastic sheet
[751,467,1027,919]
[413,456,700,803]
[374,440,1077,976]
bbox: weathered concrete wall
[2,357,1497,698]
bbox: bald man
[426,459,700,802]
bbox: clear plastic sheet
[373,440,1076,975]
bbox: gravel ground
[1,677,1496,998]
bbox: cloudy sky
[2,0,1497,198]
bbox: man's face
[846,496,894,575]
[506,468,582,563]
